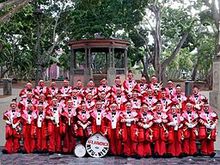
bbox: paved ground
[0,152,220,165]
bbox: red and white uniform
[130,98,142,110]
[105,110,122,155]
[98,85,111,94]
[71,95,83,109]
[121,109,138,156]
[136,82,148,94]
[165,87,176,99]
[137,111,154,157]
[159,97,172,112]
[76,110,92,143]
[123,79,137,95]
[111,93,127,110]
[152,111,168,156]
[84,87,97,96]
[19,97,37,111]
[22,110,37,153]
[172,94,187,111]
[199,106,218,156]
[182,110,198,155]
[35,109,47,152]
[111,84,124,94]
[46,105,63,153]
[90,108,106,134]
[61,106,77,153]
[189,94,205,110]
[60,86,72,97]
[3,109,21,153]
[85,99,96,110]
[142,95,157,111]
[48,86,59,98]
[34,86,48,97]
[167,112,184,156]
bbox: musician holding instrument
[199,100,218,157]
[2,99,21,154]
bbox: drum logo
[86,133,109,158]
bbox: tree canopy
[0,0,219,87]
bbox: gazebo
[68,38,130,85]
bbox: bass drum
[74,144,86,158]
[86,133,109,158]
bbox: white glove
[210,124,216,130]
[144,124,149,129]
[156,118,162,123]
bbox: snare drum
[74,144,86,158]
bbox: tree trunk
[140,58,150,82]
[191,56,199,81]
[151,6,162,82]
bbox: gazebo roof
[68,38,130,50]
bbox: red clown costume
[22,103,37,153]
[35,104,47,153]
[61,100,77,153]
[137,104,154,157]
[123,70,137,96]
[152,101,168,157]
[199,101,218,157]
[104,103,122,155]
[75,102,92,144]
[182,102,198,156]
[90,100,107,134]
[3,100,21,154]
[120,102,138,157]
[46,98,62,153]
[167,103,184,157]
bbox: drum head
[86,133,109,158]
[74,144,86,158]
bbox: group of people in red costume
[3,70,218,158]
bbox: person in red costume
[112,75,124,94]
[158,88,172,113]
[120,102,138,157]
[130,89,142,111]
[172,84,187,111]
[198,100,218,157]
[137,104,154,157]
[142,87,157,111]
[71,88,83,109]
[3,99,21,154]
[167,102,184,157]
[75,101,92,144]
[98,78,111,97]
[19,82,34,98]
[47,81,59,101]
[74,79,84,95]
[21,103,37,153]
[152,101,168,157]
[165,80,176,99]
[136,76,148,94]
[182,101,198,156]
[189,85,206,111]
[150,75,162,97]
[90,100,107,134]
[34,80,49,99]
[84,79,97,96]
[104,103,122,156]
[19,91,37,111]
[111,88,127,111]
[61,100,77,154]
[123,70,137,97]
[35,104,47,153]
[59,79,72,98]
[97,91,110,109]
[46,98,62,154]
[84,92,96,110]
